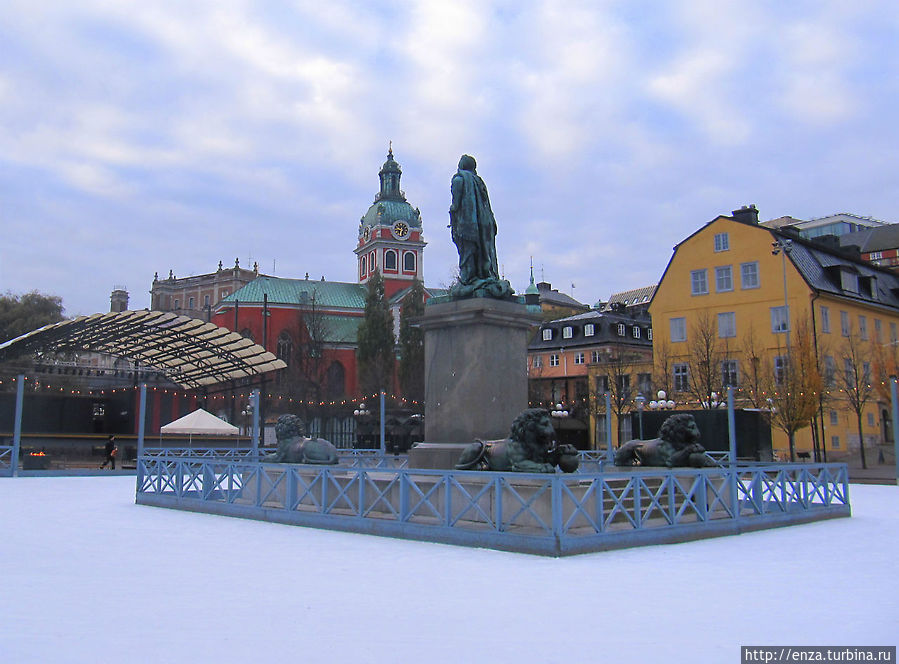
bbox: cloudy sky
[2,1,898,316]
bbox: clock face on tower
[392,221,410,240]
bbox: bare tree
[591,345,641,444]
[835,331,876,469]
[685,310,730,408]
[652,336,674,399]
[767,316,822,462]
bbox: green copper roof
[221,276,366,310]
[361,198,422,229]
[316,315,362,344]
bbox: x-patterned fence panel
[136,458,851,556]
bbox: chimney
[731,204,759,225]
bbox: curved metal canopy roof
[0,310,286,389]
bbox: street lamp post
[772,238,793,351]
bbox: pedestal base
[419,298,537,448]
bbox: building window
[638,373,652,395]
[892,322,898,344]
[714,232,729,252]
[830,435,840,449]
[670,317,687,343]
[647,328,653,341]
[673,363,689,392]
[616,374,631,394]
[563,326,573,339]
[820,306,830,334]
[173,299,180,310]
[596,375,609,394]
[220,289,229,298]
[824,356,836,387]
[549,354,559,367]
[542,328,552,341]
[859,315,868,340]
[616,323,626,336]
[718,312,736,338]
[204,295,210,307]
[369,251,376,270]
[715,265,733,292]
[384,250,397,271]
[774,356,789,385]
[584,323,595,337]
[874,319,883,343]
[574,352,585,365]
[843,357,853,381]
[360,256,367,278]
[830,409,838,426]
[403,251,416,272]
[590,350,600,363]
[277,332,293,365]
[721,359,739,387]
[632,326,641,339]
[840,311,850,336]
[867,412,876,427]
[863,361,871,383]
[740,261,759,289]
[869,251,883,260]
[691,269,708,295]
[532,355,543,368]
[771,306,789,334]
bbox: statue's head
[275,414,305,441]
[659,414,700,448]
[510,408,555,450]
[458,154,477,172]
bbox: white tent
[160,409,239,435]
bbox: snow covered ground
[1,477,896,664]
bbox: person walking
[99,435,117,470]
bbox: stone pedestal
[418,297,537,454]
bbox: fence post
[251,389,260,459]
[727,385,737,466]
[11,375,24,477]
[605,392,614,464]
[136,383,147,464]
[379,390,386,456]
[892,378,899,487]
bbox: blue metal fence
[135,457,849,556]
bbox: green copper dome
[360,147,422,230]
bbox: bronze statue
[455,408,579,473]
[614,414,716,468]
[449,155,513,299]
[264,414,339,465]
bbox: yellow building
[651,205,899,463]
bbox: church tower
[355,146,426,299]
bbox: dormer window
[542,328,552,341]
[584,323,595,337]
[562,326,573,339]
[632,326,641,339]
[617,323,626,336]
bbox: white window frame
[632,326,641,339]
[771,306,790,334]
[574,352,585,365]
[840,311,850,336]
[590,350,600,363]
[549,353,559,367]
[715,265,733,292]
[714,232,730,252]
[563,326,573,339]
[403,251,416,272]
[673,363,689,392]
[740,261,760,289]
[820,306,830,334]
[584,324,595,337]
[532,355,543,368]
[718,312,736,338]
[670,317,687,343]
[691,269,709,296]
[616,323,626,336]
[542,328,552,341]
[721,359,739,387]
[859,315,868,340]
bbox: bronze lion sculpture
[263,414,339,465]
[454,408,579,473]
[614,413,715,468]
